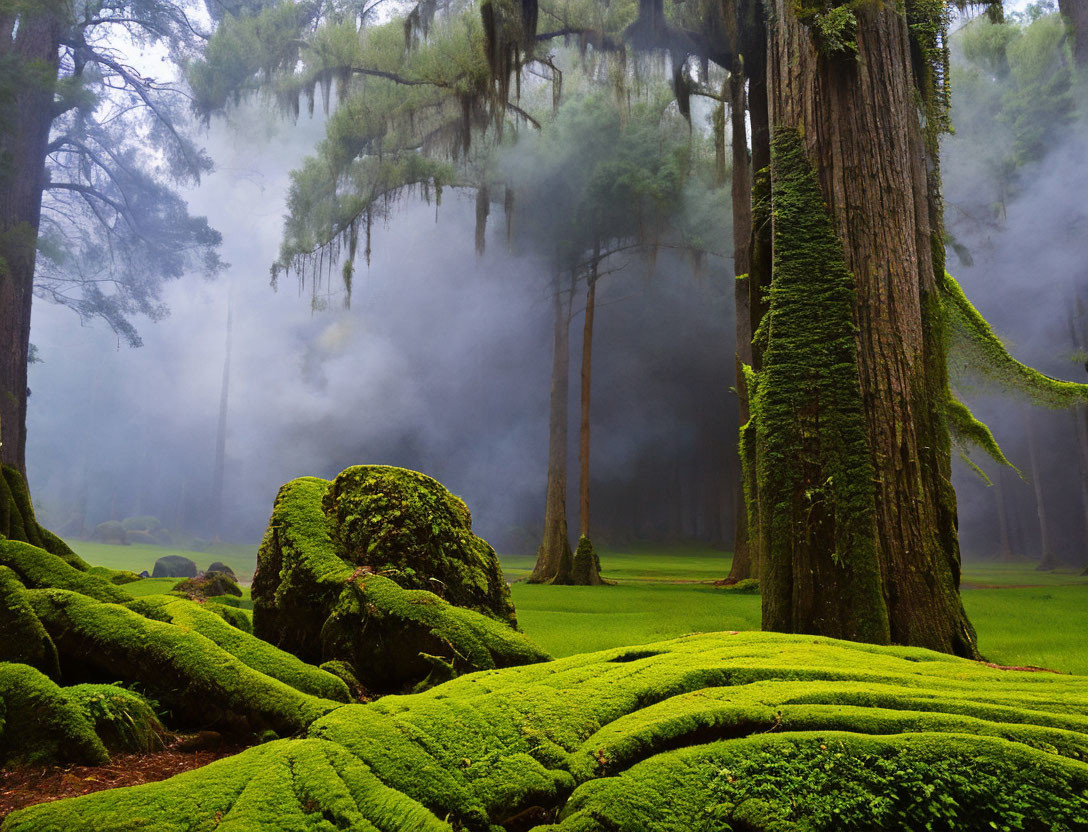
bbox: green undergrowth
[0,662,108,768]
[62,684,164,753]
[9,632,1088,831]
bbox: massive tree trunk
[755,0,979,657]
[529,273,575,584]
[0,8,61,477]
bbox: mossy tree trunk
[530,272,575,584]
[756,0,979,657]
[0,7,61,477]
[726,65,755,584]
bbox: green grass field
[67,540,1088,675]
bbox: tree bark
[578,275,596,539]
[759,0,979,657]
[1026,412,1056,571]
[529,272,575,584]
[1059,0,1088,69]
[0,7,61,477]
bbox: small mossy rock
[172,570,242,599]
[720,577,761,594]
[120,516,162,533]
[92,520,128,545]
[10,632,1088,831]
[28,588,342,735]
[323,465,516,623]
[87,566,142,585]
[0,566,60,678]
[253,474,549,692]
[62,684,164,753]
[124,529,159,546]
[206,561,236,579]
[0,662,108,768]
[151,554,197,579]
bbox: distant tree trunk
[1067,293,1088,568]
[993,469,1014,561]
[1026,413,1056,571]
[210,294,233,543]
[0,8,61,477]
[757,0,979,656]
[1059,0,1088,68]
[529,272,575,584]
[726,65,756,584]
[578,275,596,539]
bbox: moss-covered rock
[62,684,164,753]
[253,471,547,692]
[0,662,108,768]
[92,520,128,546]
[151,554,197,579]
[323,466,516,622]
[172,570,242,599]
[9,632,1088,830]
[206,561,236,579]
[87,566,142,585]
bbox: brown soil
[0,743,246,819]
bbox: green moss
[0,565,60,678]
[320,660,367,701]
[62,684,164,753]
[87,566,143,585]
[254,472,548,692]
[571,536,606,585]
[323,465,516,624]
[7,632,1088,829]
[0,539,130,603]
[755,127,888,642]
[0,465,44,549]
[940,270,1088,407]
[945,395,1019,483]
[0,662,108,768]
[124,594,350,702]
[151,554,197,578]
[28,588,341,735]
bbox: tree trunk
[726,65,756,584]
[529,273,575,584]
[993,469,1014,562]
[1026,412,1056,571]
[758,0,979,657]
[210,293,233,543]
[1059,0,1088,69]
[578,277,595,539]
[0,8,61,477]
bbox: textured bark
[762,1,978,657]
[726,68,755,584]
[1060,0,1088,68]
[0,9,61,476]
[529,274,574,584]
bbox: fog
[26,101,734,551]
[24,8,1088,567]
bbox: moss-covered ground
[8,630,1088,831]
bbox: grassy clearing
[67,542,258,581]
[61,541,1088,674]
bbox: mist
[25,99,735,552]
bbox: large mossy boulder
[8,632,1088,831]
[151,554,197,578]
[172,570,242,599]
[252,469,547,692]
